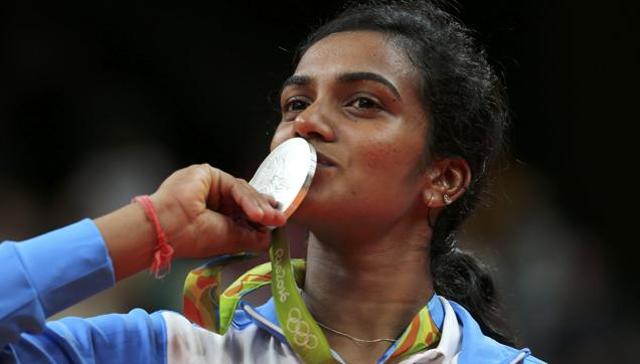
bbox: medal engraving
[251,154,289,199]
[249,138,316,218]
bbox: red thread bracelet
[132,195,174,279]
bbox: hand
[96,163,286,281]
[150,164,286,258]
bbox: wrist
[133,195,175,278]
[96,203,156,281]
[149,192,186,257]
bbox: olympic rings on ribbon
[286,308,319,350]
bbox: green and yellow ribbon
[183,228,440,363]
[269,228,335,363]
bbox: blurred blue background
[1,1,638,362]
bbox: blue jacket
[0,220,545,363]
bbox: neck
[302,224,434,362]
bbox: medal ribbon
[269,228,336,363]
[183,253,254,333]
[183,228,440,363]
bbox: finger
[256,194,278,222]
[210,168,283,226]
[204,165,238,208]
[231,181,265,222]
[266,210,287,227]
[237,187,286,227]
[257,193,279,209]
[257,194,286,227]
[207,168,263,219]
[200,210,270,254]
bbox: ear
[422,158,471,208]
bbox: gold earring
[443,194,452,205]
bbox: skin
[90,29,470,364]
[272,31,471,363]
[96,164,286,281]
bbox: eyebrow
[337,72,401,100]
[280,72,401,100]
[281,75,312,89]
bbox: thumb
[198,210,271,255]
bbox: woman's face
[271,31,431,242]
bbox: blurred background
[1,0,638,362]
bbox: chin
[288,202,314,226]
[289,200,333,231]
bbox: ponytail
[432,242,516,346]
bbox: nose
[293,101,336,142]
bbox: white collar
[243,296,460,364]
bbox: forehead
[295,31,418,86]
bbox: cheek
[362,141,397,170]
[356,131,427,190]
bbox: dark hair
[295,0,514,345]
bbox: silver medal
[249,137,316,218]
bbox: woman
[1,1,544,363]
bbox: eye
[348,96,382,110]
[283,98,309,113]
[344,96,384,119]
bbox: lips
[315,150,337,167]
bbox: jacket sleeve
[0,219,168,363]
[2,308,167,364]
